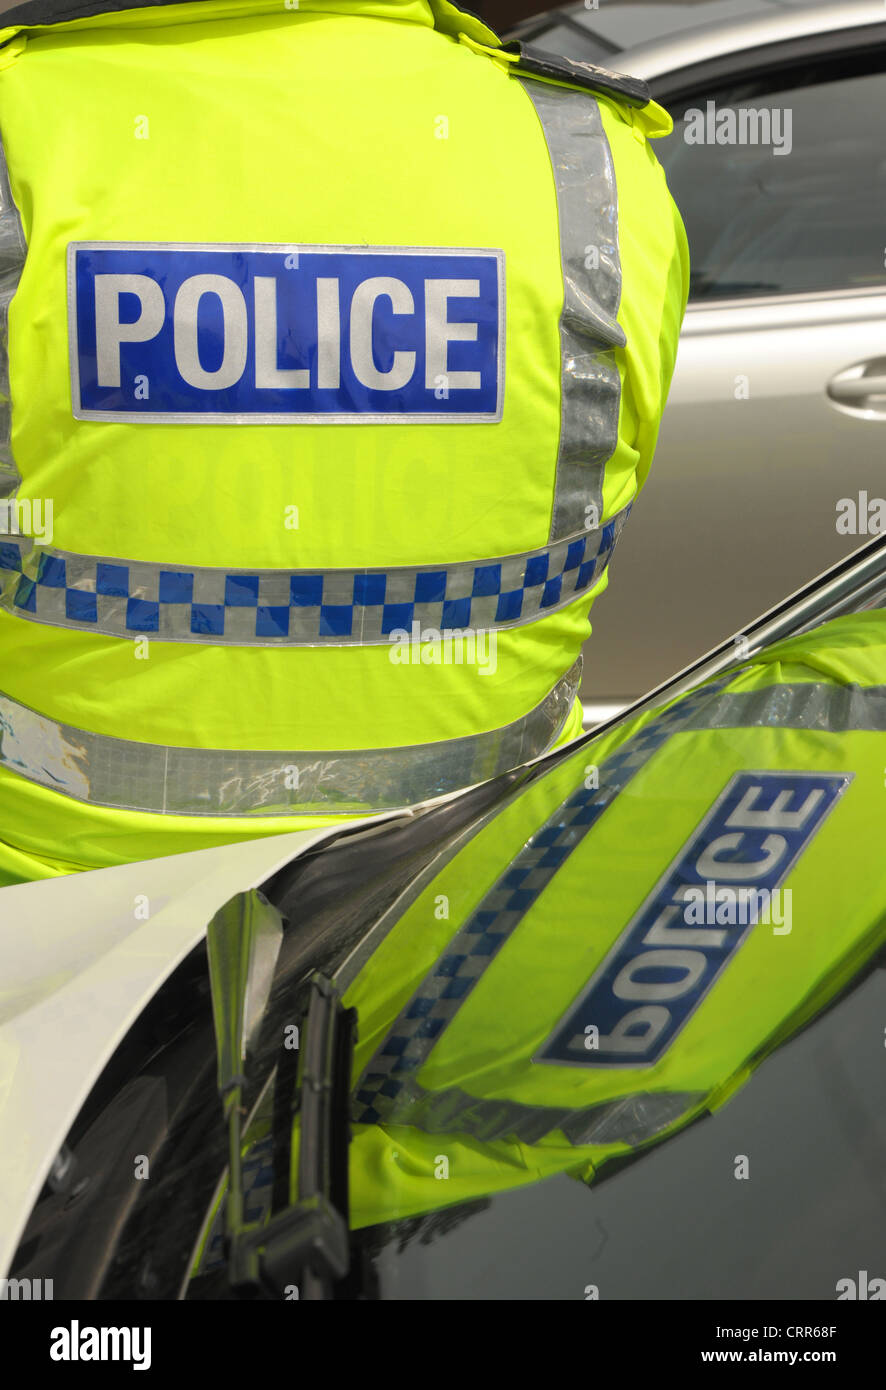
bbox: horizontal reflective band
[0,660,581,817]
[353,674,884,1144]
[353,1078,702,1149]
[681,681,886,734]
[520,80,624,544]
[0,508,628,645]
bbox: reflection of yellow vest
[0,0,687,881]
[341,612,886,1229]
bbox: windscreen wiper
[229,972,356,1300]
[205,890,356,1300]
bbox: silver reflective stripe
[350,1077,703,1149]
[519,79,624,543]
[352,673,885,1145]
[0,138,25,503]
[0,659,581,816]
[0,506,630,645]
[681,681,886,735]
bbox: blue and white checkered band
[0,506,629,645]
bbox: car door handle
[829,376,886,400]
[828,359,886,414]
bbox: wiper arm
[206,889,284,1241]
[230,972,356,1300]
[205,890,356,1300]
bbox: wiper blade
[229,972,356,1300]
[205,886,356,1301]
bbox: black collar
[2,0,215,26]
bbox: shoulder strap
[502,39,651,110]
[0,0,180,25]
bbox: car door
[583,35,886,706]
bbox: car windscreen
[356,961,886,1300]
[10,542,885,1301]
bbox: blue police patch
[537,770,851,1070]
[67,242,504,423]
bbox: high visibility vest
[338,609,886,1230]
[0,0,688,883]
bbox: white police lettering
[726,783,824,831]
[94,274,165,388]
[350,276,415,391]
[425,278,481,390]
[73,244,504,422]
[173,274,248,390]
[315,277,341,391]
[96,273,477,396]
[612,947,706,1003]
[694,831,786,880]
[539,772,850,1068]
[254,276,309,389]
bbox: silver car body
[522,2,886,713]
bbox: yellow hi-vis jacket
[0,0,688,884]
[329,608,886,1230]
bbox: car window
[513,1,775,57]
[654,57,886,301]
[569,0,772,51]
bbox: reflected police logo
[68,242,504,422]
[538,771,851,1069]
